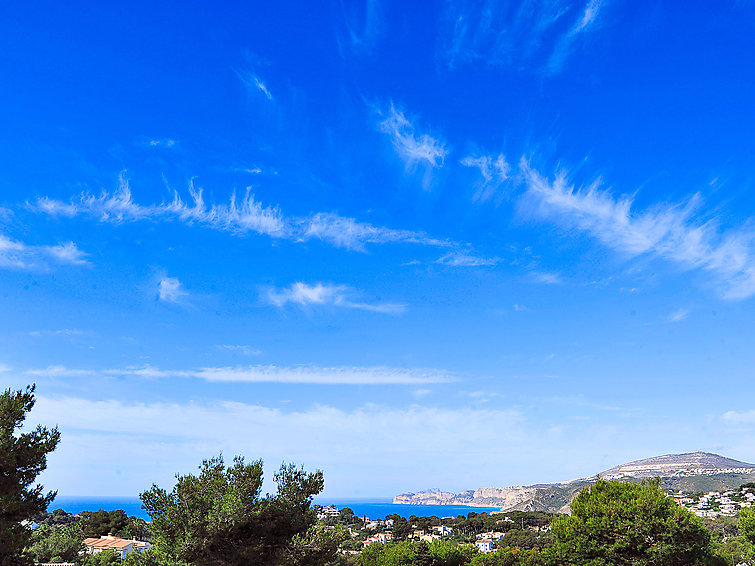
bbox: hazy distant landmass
[393,451,755,514]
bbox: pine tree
[0,385,60,566]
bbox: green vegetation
[0,384,60,566]
[140,454,334,565]
[550,478,724,565]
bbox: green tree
[412,541,432,566]
[79,509,130,538]
[358,540,414,566]
[387,514,411,540]
[470,547,555,566]
[141,454,324,566]
[24,523,84,563]
[428,539,475,566]
[551,478,726,566]
[279,524,349,566]
[0,384,60,566]
[338,508,356,525]
[713,535,750,566]
[79,550,123,566]
[737,506,755,561]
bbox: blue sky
[4,0,755,498]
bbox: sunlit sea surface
[53,496,500,522]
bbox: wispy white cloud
[667,308,689,323]
[547,0,606,74]
[215,345,262,356]
[296,212,451,251]
[145,138,176,148]
[379,104,448,169]
[25,363,453,385]
[0,234,89,270]
[266,282,405,314]
[158,277,187,303]
[46,242,89,265]
[34,175,286,237]
[442,0,606,74]
[435,252,499,267]
[28,328,85,338]
[461,153,511,202]
[521,160,755,299]
[237,66,274,101]
[530,270,563,285]
[0,234,32,268]
[338,0,383,55]
[253,76,272,100]
[31,175,453,252]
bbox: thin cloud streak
[667,308,689,323]
[521,160,755,299]
[215,345,262,356]
[0,234,89,269]
[25,364,455,385]
[295,212,451,251]
[266,282,406,314]
[31,175,452,252]
[546,0,606,74]
[442,0,605,74]
[236,67,274,101]
[436,252,499,267]
[461,153,511,202]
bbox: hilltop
[601,451,755,479]
[393,451,755,514]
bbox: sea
[52,496,500,522]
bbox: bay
[51,496,500,522]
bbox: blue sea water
[53,497,150,520]
[51,496,500,522]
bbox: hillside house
[83,534,150,559]
[432,525,453,536]
[475,539,495,553]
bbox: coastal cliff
[393,452,755,514]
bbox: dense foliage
[0,385,60,566]
[550,478,726,565]
[140,455,329,566]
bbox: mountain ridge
[393,452,755,514]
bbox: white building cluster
[672,486,755,519]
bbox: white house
[475,539,495,553]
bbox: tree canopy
[550,478,725,566]
[140,454,326,566]
[0,384,60,566]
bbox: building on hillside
[363,532,392,547]
[317,506,340,520]
[475,539,495,553]
[432,525,453,536]
[83,534,150,559]
[477,531,504,540]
